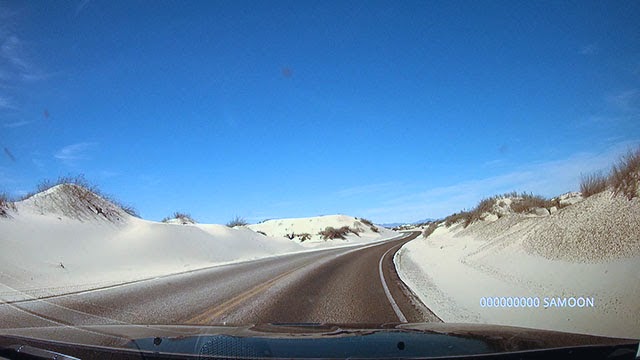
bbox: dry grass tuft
[422,223,438,238]
[20,175,138,219]
[510,193,554,213]
[444,211,471,227]
[20,175,135,222]
[318,226,359,240]
[357,217,379,232]
[445,192,556,228]
[0,193,17,217]
[162,212,196,224]
[580,172,608,198]
[610,148,640,200]
[297,233,312,242]
[226,215,248,227]
[464,197,497,227]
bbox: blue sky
[1,1,639,224]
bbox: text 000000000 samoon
[479,296,595,308]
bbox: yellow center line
[185,264,307,324]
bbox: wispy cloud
[607,89,640,113]
[579,44,598,55]
[0,95,14,109]
[360,140,640,222]
[0,166,17,187]
[573,89,640,129]
[2,120,32,128]
[54,142,97,164]
[482,159,506,168]
[1,35,29,71]
[75,0,92,16]
[335,182,400,198]
[0,6,48,90]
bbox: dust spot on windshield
[3,147,16,162]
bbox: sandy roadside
[395,193,640,339]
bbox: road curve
[0,232,440,329]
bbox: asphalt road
[0,231,440,329]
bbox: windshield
[1,0,639,356]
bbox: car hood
[0,323,638,359]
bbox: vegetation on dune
[578,147,640,200]
[285,232,312,242]
[509,193,557,213]
[0,193,16,218]
[422,223,438,238]
[357,217,379,232]
[18,175,139,220]
[441,147,640,229]
[610,148,640,200]
[444,192,557,228]
[119,204,140,217]
[226,215,248,227]
[463,197,496,227]
[318,226,360,240]
[298,233,312,242]
[162,212,196,224]
[580,172,608,198]
[444,211,471,227]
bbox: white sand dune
[248,215,397,247]
[395,191,640,339]
[0,185,398,302]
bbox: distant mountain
[380,218,436,228]
[379,223,405,228]
[412,218,437,225]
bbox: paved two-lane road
[0,231,440,329]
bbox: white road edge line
[378,239,408,323]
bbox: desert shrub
[21,175,137,219]
[422,223,438,238]
[358,217,379,232]
[24,175,133,221]
[318,226,358,240]
[101,193,139,218]
[162,212,195,224]
[28,175,96,197]
[444,211,471,227]
[284,232,312,241]
[510,193,554,213]
[0,193,17,217]
[117,203,140,217]
[610,148,640,200]
[298,233,312,242]
[464,197,497,227]
[445,192,555,227]
[580,172,608,198]
[226,215,248,227]
[173,212,192,220]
